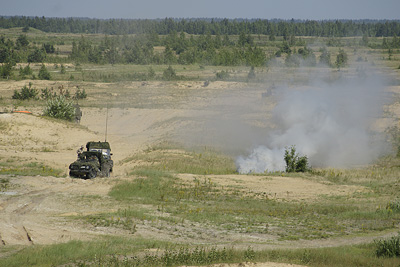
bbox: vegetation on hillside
[1,16,400,37]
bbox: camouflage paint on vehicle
[69,141,113,179]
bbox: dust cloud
[237,67,389,173]
[174,66,390,173]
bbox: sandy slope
[1,80,399,266]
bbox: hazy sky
[1,0,399,20]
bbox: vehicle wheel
[87,169,97,179]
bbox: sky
[1,0,399,20]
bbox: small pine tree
[335,49,348,68]
[319,47,331,66]
[38,64,51,80]
[162,65,177,80]
[60,64,66,74]
[12,82,38,100]
[147,66,156,79]
[43,95,75,121]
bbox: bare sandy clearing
[178,174,366,202]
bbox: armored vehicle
[69,141,113,179]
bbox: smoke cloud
[237,68,388,173]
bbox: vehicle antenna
[105,103,109,142]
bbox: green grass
[0,237,170,267]
[0,157,63,177]
[106,160,400,241]
[2,238,400,267]
[122,144,237,175]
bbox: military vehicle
[69,141,113,179]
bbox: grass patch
[0,237,169,267]
[0,157,63,177]
[375,233,400,258]
[108,165,400,240]
[0,177,10,191]
[2,239,399,267]
[123,144,237,175]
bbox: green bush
[386,199,400,213]
[162,65,177,80]
[215,70,230,80]
[60,64,66,74]
[375,233,400,257]
[41,87,57,100]
[19,65,33,78]
[38,64,51,80]
[74,87,87,99]
[43,95,75,121]
[12,82,38,100]
[284,145,310,172]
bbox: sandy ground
[0,79,399,266]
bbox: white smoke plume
[237,69,388,173]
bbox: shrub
[375,233,400,257]
[27,47,46,63]
[386,199,400,213]
[74,87,87,99]
[147,66,156,79]
[215,70,230,80]
[43,95,75,121]
[162,65,177,80]
[0,62,14,79]
[41,87,56,100]
[38,64,51,80]
[284,145,310,172]
[12,82,38,100]
[60,64,66,74]
[19,65,33,78]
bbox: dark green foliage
[42,43,55,53]
[280,41,292,55]
[244,246,256,261]
[27,47,47,63]
[215,70,230,80]
[238,32,254,47]
[41,87,57,100]
[60,64,66,74]
[19,64,32,78]
[12,82,38,100]
[16,34,29,48]
[319,47,331,66]
[3,16,400,38]
[22,25,30,32]
[0,62,14,78]
[335,49,348,68]
[74,87,87,99]
[38,64,51,80]
[284,145,310,172]
[295,47,317,66]
[386,200,400,213]
[375,234,400,257]
[162,65,177,80]
[43,95,75,121]
[147,66,156,79]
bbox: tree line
[1,16,400,37]
[0,31,267,67]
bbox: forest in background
[0,16,400,81]
[1,16,400,36]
